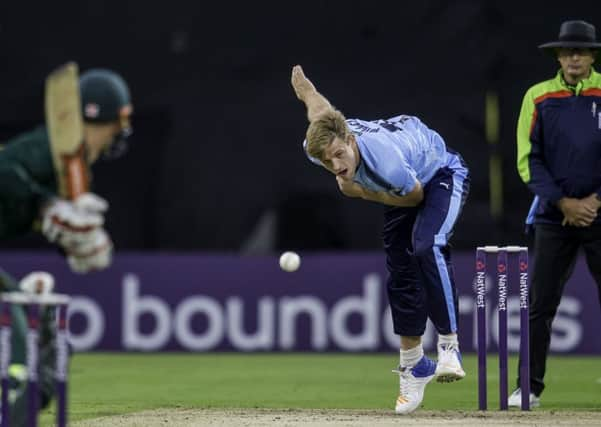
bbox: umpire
[514,20,601,407]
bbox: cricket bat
[45,62,89,200]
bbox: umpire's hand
[559,195,599,227]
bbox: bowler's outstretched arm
[291,65,334,122]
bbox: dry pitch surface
[72,409,601,426]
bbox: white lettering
[227,297,275,350]
[67,297,105,351]
[476,272,486,307]
[26,328,38,381]
[279,296,327,350]
[55,329,69,381]
[57,271,587,354]
[550,297,582,352]
[382,307,398,349]
[329,274,380,350]
[174,296,224,350]
[519,273,528,308]
[506,297,525,351]
[458,295,478,350]
[497,274,507,311]
[123,274,171,350]
[422,321,436,350]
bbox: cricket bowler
[291,65,470,414]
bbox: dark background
[1,1,599,252]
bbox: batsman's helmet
[79,69,132,123]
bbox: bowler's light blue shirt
[305,115,450,196]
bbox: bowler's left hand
[336,176,363,198]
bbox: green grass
[39,353,601,425]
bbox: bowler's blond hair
[305,109,350,161]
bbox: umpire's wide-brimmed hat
[539,20,601,50]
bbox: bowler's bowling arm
[291,65,334,122]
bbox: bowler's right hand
[291,65,317,102]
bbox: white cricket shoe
[392,355,436,414]
[435,342,466,383]
[508,388,540,408]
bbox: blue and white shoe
[392,355,437,414]
[435,343,466,383]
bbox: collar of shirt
[556,67,601,94]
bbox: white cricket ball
[279,251,301,272]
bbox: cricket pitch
[72,409,600,426]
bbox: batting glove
[41,193,108,247]
[65,227,113,274]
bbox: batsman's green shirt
[0,126,57,239]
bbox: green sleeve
[516,88,535,184]
[0,127,57,239]
[515,83,566,203]
[0,165,53,238]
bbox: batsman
[0,65,132,424]
[292,65,470,414]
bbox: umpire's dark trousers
[518,223,601,396]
